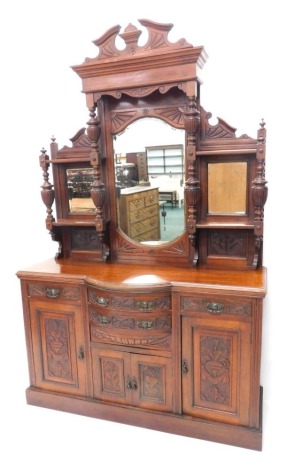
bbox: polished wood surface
[18,258,267,294]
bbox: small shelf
[53,219,96,227]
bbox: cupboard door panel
[30,300,87,396]
[91,348,131,404]
[131,354,173,412]
[182,316,251,426]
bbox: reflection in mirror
[208,162,247,215]
[113,118,185,244]
[66,168,95,213]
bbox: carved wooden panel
[92,349,130,403]
[131,354,173,412]
[200,335,231,405]
[182,316,251,426]
[29,300,87,396]
[208,230,246,257]
[71,228,100,251]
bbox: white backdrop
[1,1,293,468]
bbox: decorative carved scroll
[88,20,193,62]
[201,108,237,140]
[252,120,268,267]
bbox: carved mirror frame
[72,19,208,266]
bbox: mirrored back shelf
[19,20,268,451]
[40,19,267,269]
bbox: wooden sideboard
[118,187,160,242]
[17,259,266,450]
[18,20,268,451]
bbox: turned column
[252,120,268,267]
[39,147,55,231]
[182,94,200,264]
[87,106,108,260]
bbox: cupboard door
[91,348,132,404]
[29,300,87,396]
[182,316,251,426]
[131,354,173,412]
[91,349,173,412]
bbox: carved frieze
[90,325,171,349]
[208,230,246,257]
[71,228,100,251]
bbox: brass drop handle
[137,320,154,330]
[206,302,224,314]
[96,296,109,307]
[97,315,111,325]
[137,300,154,312]
[46,288,60,299]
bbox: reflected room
[113,118,185,244]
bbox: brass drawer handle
[91,311,111,325]
[46,288,60,299]
[97,315,111,325]
[137,320,154,330]
[93,296,109,307]
[137,300,155,312]
[206,302,224,314]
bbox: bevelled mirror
[112,118,185,244]
[66,168,95,213]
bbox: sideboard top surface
[17,258,267,296]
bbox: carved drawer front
[88,288,171,312]
[89,306,172,350]
[180,295,251,318]
[28,283,81,302]
[88,289,172,350]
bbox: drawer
[88,288,171,312]
[129,205,158,224]
[89,307,172,350]
[144,190,158,207]
[136,227,160,242]
[180,295,252,317]
[130,215,159,237]
[129,196,145,212]
[27,282,81,302]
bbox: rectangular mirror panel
[66,168,95,213]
